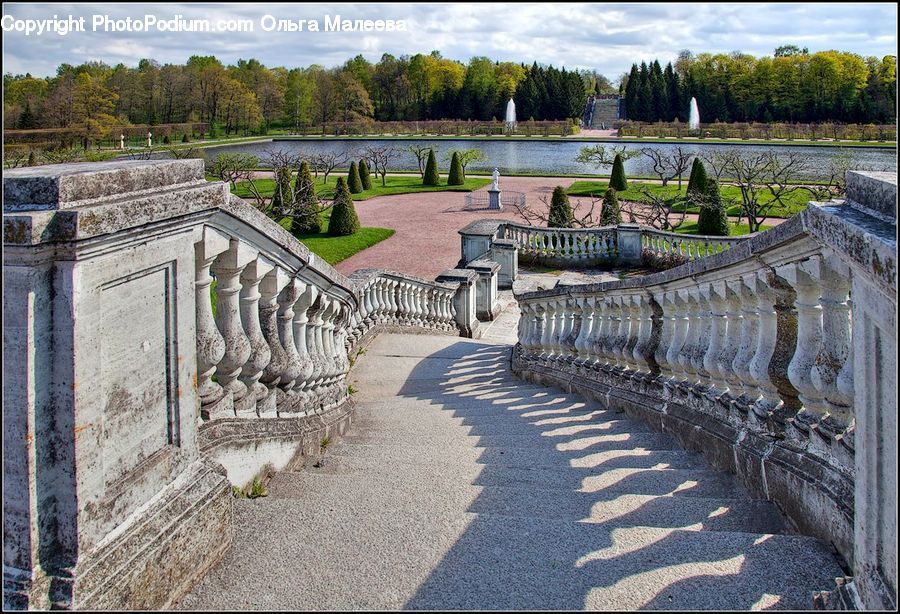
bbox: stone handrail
[512,171,897,610]
[348,268,459,344]
[459,219,752,286]
[1,159,489,610]
[500,222,619,264]
[640,227,748,261]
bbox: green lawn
[674,221,771,236]
[567,180,813,219]
[277,211,394,266]
[232,174,490,201]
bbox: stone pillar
[616,223,643,266]
[466,259,501,321]
[435,268,480,338]
[457,220,504,266]
[2,160,231,609]
[490,238,518,289]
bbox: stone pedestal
[488,188,502,210]
[435,268,481,338]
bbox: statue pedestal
[488,188,502,210]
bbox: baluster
[238,255,275,417]
[747,271,786,423]
[573,297,595,366]
[624,295,645,373]
[211,239,257,414]
[291,284,318,411]
[811,255,853,435]
[677,288,701,386]
[259,267,291,405]
[717,281,744,406]
[564,299,581,360]
[361,280,374,329]
[777,258,828,438]
[606,296,625,370]
[701,283,726,399]
[275,280,303,407]
[728,275,759,409]
[667,290,690,385]
[652,291,675,382]
[589,297,610,369]
[539,300,556,360]
[195,228,231,420]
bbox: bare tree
[444,148,486,175]
[508,193,602,228]
[640,146,693,189]
[362,145,401,186]
[407,144,435,178]
[207,152,259,189]
[575,144,639,173]
[631,187,690,231]
[309,150,349,184]
[707,150,811,233]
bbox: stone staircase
[180,324,846,610]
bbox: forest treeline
[623,47,896,125]
[3,46,895,141]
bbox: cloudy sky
[3,3,897,79]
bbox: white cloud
[2,2,896,78]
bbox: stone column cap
[3,159,206,212]
[436,268,479,284]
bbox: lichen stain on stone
[4,219,30,244]
[73,424,92,435]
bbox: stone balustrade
[348,269,459,346]
[1,159,489,610]
[512,171,897,610]
[459,219,752,287]
[641,228,747,263]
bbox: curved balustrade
[1,159,482,610]
[501,223,619,264]
[460,219,753,283]
[511,192,897,578]
[347,269,459,348]
[641,228,748,263]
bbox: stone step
[180,498,841,611]
[267,471,785,534]
[303,447,709,487]
[357,334,510,358]
[342,419,657,449]
[354,399,617,424]
[328,433,712,482]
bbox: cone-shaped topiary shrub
[547,186,575,228]
[599,188,622,226]
[423,149,440,186]
[359,158,372,190]
[347,161,363,194]
[328,177,360,236]
[447,151,464,185]
[696,178,730,236]
[270,166,294,211]
[292,160,321,234]
[686,157,708,201]
[610,154,628,191]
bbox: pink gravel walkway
[335,177,570,279]
[333,176,786,280]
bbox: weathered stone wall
[511,170,897,610]
[2,160,496,610]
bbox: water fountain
[688,97,700,131]
[505,98,517,134]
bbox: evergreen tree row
[514,63,586,121]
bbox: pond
[201,138,897,181]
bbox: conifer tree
[696,178,730,236]
[599,188,622,226]
[292,161,321,234]
[423,148,439,185]
[447,151,464,185]
[358,158,372,190]
[686,157,709,201]
[270,166,293,212]
[347,161,363,193]
[610,154,628,191]
[328,177,360,236]
[547,186,574,228]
